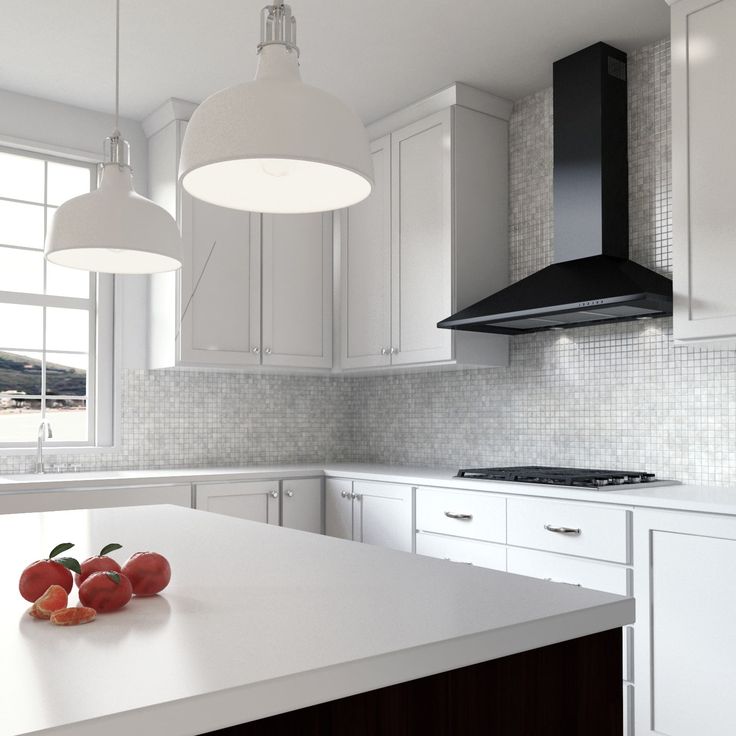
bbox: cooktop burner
[456,466,657,489]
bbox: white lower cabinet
[415,532,506,571]
[505,547,630,596]
[196,478,322,532]
[416,486,506,542]
[324,479,413,552]
[196,481,280,524]
[0,483,192,514]
[634,509,736,736]
[280,478,323,534]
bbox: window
[0,146,112,448]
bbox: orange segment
[35,585,69,616]
[50,607,96,626]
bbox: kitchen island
[1,505,633,736]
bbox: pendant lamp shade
[43,0,182,274]
[46,163,183,274]
[179,6,373,214]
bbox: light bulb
[260,159,292,178]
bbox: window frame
[0,143,115,451]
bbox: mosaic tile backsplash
[3,39,736,487]
[349,38,736,487]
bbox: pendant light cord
[114,0,120,135]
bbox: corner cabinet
[670,0,736,347]
[633,509,736,735]
[195,478,323,534]
[145,102,332,371]
[340,88,511,371]
[325,479,413,552]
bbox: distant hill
[0,351,86,397]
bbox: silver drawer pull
[444,511,473,521]
[544,576,581,587]
[443,557,473,565]
[544,524,581,535]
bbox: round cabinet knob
[252,346,261,354]
[269,490,279,499]
[285,490,294,498]
[264,347,272,355]
[390,347,398,355]
[380,347,388,355]
[351,492,361,501]
[340,490,349,498]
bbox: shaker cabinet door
[390,110,453,366]
[281,478,323,534]
[179,193,261,365]
[195,481,279,525]
[672,0,736,344]
[341,135,392,369]
[261,213,333,369]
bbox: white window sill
[0,444,117,457]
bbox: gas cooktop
[455,466,660,489]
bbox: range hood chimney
[438,42,672,336]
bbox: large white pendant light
[179,3,373,214]
[45,0,182,274]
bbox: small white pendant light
[179,3,373,214]
[45,0,182,274]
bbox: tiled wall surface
[2,39,735,487]
[349,39,736,487]
[0,372,352,474]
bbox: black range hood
[438,42,672,336]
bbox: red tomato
[19,560,74,602]
[19,543,80,602]
[122,552,171,596]
[78,571,133,613]
[75,557,122,587]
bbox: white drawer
[506,547,631,596]
[416,487,506,543]
[416,532,506,571]
[507,497,630,563]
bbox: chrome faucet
[36,420,53,474]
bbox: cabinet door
[390,110,453,365]
[0,484,192,514]
[634,509,736,735]
[354,481,413,552]
[261,213,332,369]
[340,135,392,369]
[672,0,736,343]
[325,478,354,540]
[180,193,261,365]
[195,481,279,524]
[281,478,323,534]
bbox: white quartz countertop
[2,505,632,736]
[1,462,735,515]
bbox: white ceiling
[0,0,669,124]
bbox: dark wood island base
[207,628,622,736]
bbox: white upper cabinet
[339,85,511,371]
[671,0,736,346]
[145,101,332,372]
[340,136,392,369]
[180,194,261,366]
[391,111,453,365]
[262,213,332,370]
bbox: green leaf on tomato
[99,543,123,557]
[55,557,81,574]
[105,571,121,584]
[48,542,75,559]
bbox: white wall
[0,87,150,370]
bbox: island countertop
[1,505,633,736]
